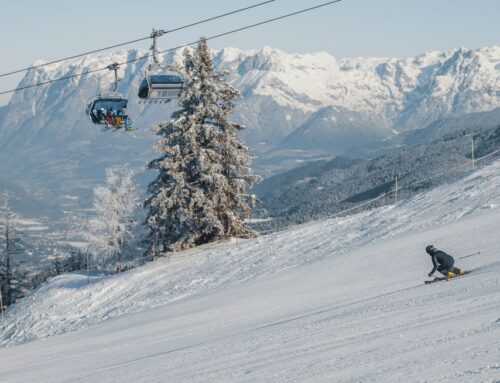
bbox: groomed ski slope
[1,160,500,382]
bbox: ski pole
[457,251,481,260]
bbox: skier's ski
[425,277,446,284]
[424,271,470,285]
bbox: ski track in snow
[0,160,499,382]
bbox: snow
[245,218,273,223]
[60,241,88,249]
[0,160,500,382]
[12,218,43,226]
[21,226,49,232]
[63,195,79,200]
[12,217,48,231]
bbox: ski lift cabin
[138,74,183,102]
[137,29,183,103]
[86,93,128,123]
[85,63,132,130]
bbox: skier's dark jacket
[429,249,454,275]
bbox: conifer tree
[0,191,13,306]
[144,37,260,254]
[0,192,29,307]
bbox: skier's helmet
[426,245,436,254]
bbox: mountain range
[0,45,500,204]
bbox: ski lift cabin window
[138,74,183,102]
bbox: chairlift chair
[138,74,183,101]
[86,93,128,122]
[86,63,132,130]
[137,29,184,103]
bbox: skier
[426,245,465,279]
[104,110,114,127]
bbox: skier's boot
[446,271,457,279]
[451,267,465,276]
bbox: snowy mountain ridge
[226,44,500,128]
[4,44,500,139]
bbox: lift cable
[0,0,276,78]
[0,0,342,96]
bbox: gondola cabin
[138,74,183,101]
[86,93,131,129]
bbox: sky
[1,0,499,105]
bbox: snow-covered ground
[0,160,499,382]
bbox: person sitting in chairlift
[114,110,123,127]
[121,108,131,129]
[96,108,105,123]
[91,109,99,123]
[110,108,118,127]
[104,110,114,127]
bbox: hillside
[0,178,71,269]
[0,159,498,382]
[254,124,500,230]
[0,177,61,219]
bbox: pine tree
[144,37,260,255]
[0,192,30,307]
[52,255,62,276]
[0,191,14,306]
[9,266,30,304]
[86,167,139,271]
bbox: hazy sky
[1,0,499,105]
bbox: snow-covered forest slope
[0,159,499,382]
[1,45,500,195]
[253,124,500,230]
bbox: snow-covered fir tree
[86,167,139,271]
[144,37,260,255]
